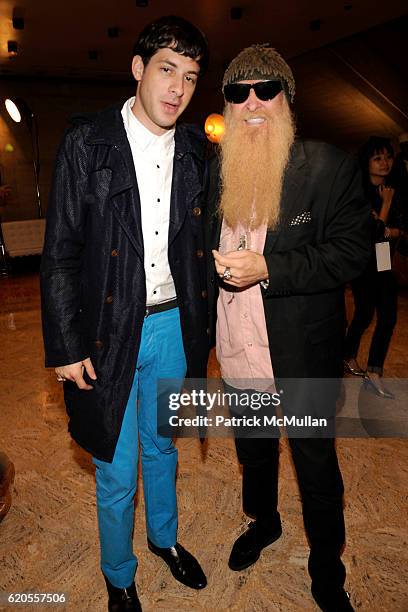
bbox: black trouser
[344,269,398,374]
[226,384,346,589]
[234,435,346,589]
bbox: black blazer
[41,104,210,462]
[206,140,371,383]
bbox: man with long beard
[206,45,370,611]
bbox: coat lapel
[110,141,144,259]
[168,126,205,246]
[264,140,308,253]
[86,104,144,259]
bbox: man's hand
[55,357,97,390]
[212,249,269,288]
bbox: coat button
[106,295,113,304]
[95,340,103,349]
[196,249,204,258]
[201,290,208,298]
[111,249,118,257]
[206,328,210,335]
[192,207,201,217]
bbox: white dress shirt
[121,97,176,305]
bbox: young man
[206,44,370,611]
[41,16,209,611]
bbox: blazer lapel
[264,140,308,254]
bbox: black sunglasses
[223,80,283,104]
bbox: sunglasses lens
[223,84,250,104]
[224,81,284,104]
[254,81,283,101]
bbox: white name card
[375,241,392,272]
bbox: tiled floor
[0,272,407,611]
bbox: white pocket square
[289,211,312,226]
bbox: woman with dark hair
[344,136,407,397]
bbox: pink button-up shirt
[216,220,275,392]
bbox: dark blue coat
[41,104,209,462]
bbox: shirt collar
[122,97,175,154]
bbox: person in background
[41,16,209,612]
[344,136,407,397]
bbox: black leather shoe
[311,585,354,611]
[228,521,282,571]
[104,576,142,612]
[147,538,207,589]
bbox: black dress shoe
[104,576,142,612]
[147,538,207,589]
[311,585,354,611]
[228,520,282,571]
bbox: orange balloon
[204,113,225,143]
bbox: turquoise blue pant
[93,307,186,588]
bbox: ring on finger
[223,266,232,281]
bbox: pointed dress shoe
[228,520,282,571]
[363,374,395,399]
[311,584,354,611]
[343,359,366,377]
[147,538,207,589]
[104,576,142,612]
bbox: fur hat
[223,44,295,102]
